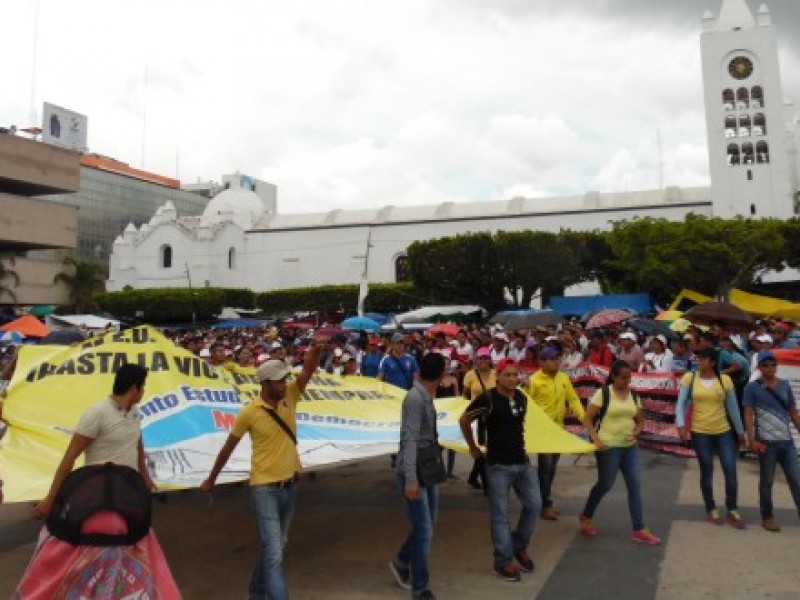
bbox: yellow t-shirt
[590,388,638,448]
[681,372,734,435]
[524,370,585,425]
[231,381,302,485]
[462,369,496,399]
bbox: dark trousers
[537,453,561,508]
[468,457,487,488]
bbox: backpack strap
[596,385,639,432]
[596,385,611,432]
[262,406,298,445]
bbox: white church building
[107,0,800,294]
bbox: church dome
[202,188,266,228]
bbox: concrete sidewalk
[1,451,799,599]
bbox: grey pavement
[2,451,800,599]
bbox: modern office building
[0,132,79,305]
[37,155,211,264]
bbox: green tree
[407,232,506,310]
[54,257,107,313]
[0,255,20,303]
[603,214,787,304]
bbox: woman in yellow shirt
[676,347,745,528]
[579,360,661,545]
[462,348,496,492]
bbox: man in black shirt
[459,358,541,582]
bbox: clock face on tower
[728,56,753,80]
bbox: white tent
[45,314,120,333]
[393,305,484,324]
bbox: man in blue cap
[743,350,800,532]
[378,332,419,391]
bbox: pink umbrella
[585,308,633,330]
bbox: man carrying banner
[390,352,447,600]
[200,337,325,600]
[524,346,585,521]
[459,358,541,582]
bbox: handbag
[415,401,447,486]
[416,444,447,487]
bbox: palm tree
[54,256,107,313]
[0,255,20,303]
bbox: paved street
[2,451,799,599]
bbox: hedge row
[96,288,226,323]
[96,283,428,323]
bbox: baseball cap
[257,359,291,382]
[539,347,560,361]
[495,358,517,373]
[341,352,354,362]
[619,332,637,341]
[476,347,491,358]
[270,341,283,350]
[391,333,405,344]
[199,348,210,358]
[757,350,777,365]
[652,334,667,346]
[755,333,773,344]
[494,333,509,342]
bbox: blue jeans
[486,463,541,569]
[582,445,645,531]
[395,473,439,595]
[692,431,738,512]
[249,482,298,600]
[537,453,561,509]
[758,440,800,518]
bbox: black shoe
[514,550,535,573]
[414,591,436,600]
[494,563,521,582]
[389,561,411,591]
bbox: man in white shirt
[33,364,154,519]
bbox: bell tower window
[727,144,741,166]
[751,86,764,109]
[756,141,769,164]
[736,87,750,110]
[722,89,735,111]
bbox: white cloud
[2,0,798,216]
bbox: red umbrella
[426,323,462,337]
[585,309,633,330]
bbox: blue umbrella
[0,331,24,344]
[341,316,382,332]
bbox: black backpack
[46,463,152,546]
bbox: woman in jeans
[676,347,746,528]
[579,360,661,544]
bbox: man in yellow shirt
[201,338,324,600]
[524,346,585,521]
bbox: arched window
[727,143,741,166]
[738,114,751,137]
[756,141,770,164]
[753,113,767,136]
[722,89,735,111]
[395,254,410,283]
[751,86,764,108]
[724,115,737,139]
[228,247,236,269]
[161,244,172,269]
[742,142,755,165]
[736,87,750,110]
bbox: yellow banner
[0,326,593,503]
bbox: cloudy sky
[3,0,799,213]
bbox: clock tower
[701,0,799,218]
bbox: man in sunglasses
[743,350,800,533]
[459,358,540,583]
